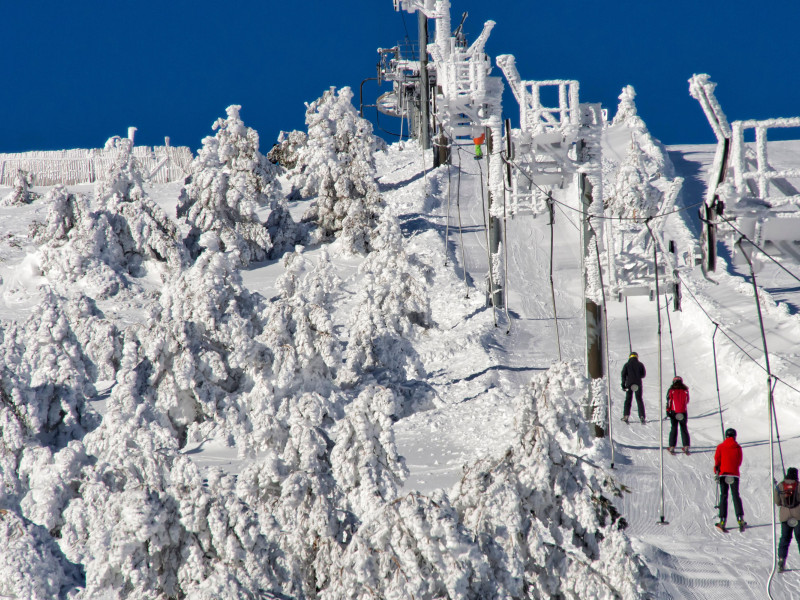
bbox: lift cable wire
[722,217,800,287]
[444,161,452,266]
[711,325,725,439]
[737,238,780,597]
[477,159,498,326]
[502,168,512,334]
[624,297,633,353]
[662,297,678,377]
[672,270,800,397]
[454,149,469,298]
[645,219,667,525]
[548,196,563,360]
[503,154,704,223]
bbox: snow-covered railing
[520,80,580,133]
[731,118,800,201]
[0,145,193,186]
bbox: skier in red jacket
[714,428,746,531]
[666,375,690,455]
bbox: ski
[714,522,728,533]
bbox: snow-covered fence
[0,145,193,186]
[730,118,800,202]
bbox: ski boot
[714,520,727,532]
[778,559,786,573]
[683,447,691,455]
[738,518,747,532]
[667,446,676,455]
[640,417,646,424]
[621,415,629,424]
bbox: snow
[3,88,800,598]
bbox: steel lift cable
[723,217,800,286]
[588,217,615,468]
[663,297,678,377]
[711,324,725,439]
[673,270,800,397]
[454,149,469,298]
[736,238,778,598]
[477,159,498,326]
[502,172,512,334]
[502,155,704,223]
[444,162,452,266]
[548,196,563,360]
[624,297,633,354]
[645,219,667,525]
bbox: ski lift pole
[771,378,785,475]
[645,219,666,524]
[589,217,615,468]
[711,324,725,438]
[548,195,562,360]
[736,238,777,598]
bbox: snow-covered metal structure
[690,73,800,268]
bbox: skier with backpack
[621,351,646,424]
[666,375,690,455]
[775,467,800,572]
[714,428,746,532]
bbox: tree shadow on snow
[378,169,426,192]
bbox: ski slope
[381,140,800,598]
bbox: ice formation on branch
[452,361,653,599]
[293,87,385,253]
[268,129,308,171]
[178,105,295,265]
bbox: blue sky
[3,1,798,153]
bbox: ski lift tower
[690,74,800,271]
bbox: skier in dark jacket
[714,428,746,531]
[666,376,690,454]
[621,351,646,424]
[775,467,800,572]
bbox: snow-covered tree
[268,129,308,170]
[2,169,36,205]
[130,241,270,446]
[452,361,654,599]
[259,248,341,399]
[0,508,80,600]
[320,491,492,600]
[0,292,120,451]
[339,215,431,397]
[331,385,408,514]
[178,105,295,265]
[33,141,187,299]
[293,87,385,253]
[606,141,662,220]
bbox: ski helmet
[629,351,638,359]
[672,375,683,384]
[725,428,737,438]
[788,467,798,480]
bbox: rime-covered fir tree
[33,140,188,299]
[606,141,662,220]
[293,87,385,253]
[2,169,36,205]
[178,105,296,265]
